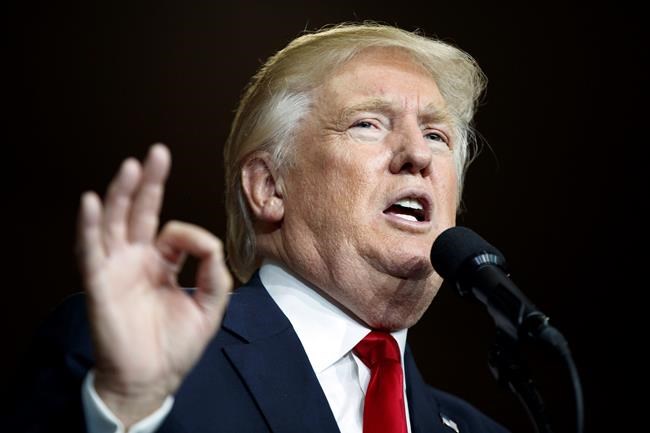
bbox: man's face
[279,48,458,330]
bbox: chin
[383,254,433,280]
[362,270,441,332]
[366,300,432,331]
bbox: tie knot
[354,331,401,368]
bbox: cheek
[289,139,388,226]
[315,149,379,200]
[444,181,459,217]
[435,159,460,214]
[320,167,371,225]
[284,162,355,232]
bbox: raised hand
[77,144,232,426]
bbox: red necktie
[354,331,408,433]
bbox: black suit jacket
[7,272,510,433]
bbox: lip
[382,188,433,231]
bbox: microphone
[431,227,584,433]
[430,226,566,351]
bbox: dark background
[7,1,645,432]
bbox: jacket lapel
[221,274,341,433]
[405,346,450,433]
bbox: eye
[424,131,450,148]
[425,131,444,142]
[347,117,388,142]
[352,120,376,129]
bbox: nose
[389,125,433,177]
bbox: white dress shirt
[261,259,412,433]
[82,259,412,433]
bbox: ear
[241,152,284,223]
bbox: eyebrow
[337,98,453,126]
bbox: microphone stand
[486,312,583,433]
[458,262,584,433]
[488,330,553,433]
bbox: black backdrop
[7,1,644,432]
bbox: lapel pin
[441,414,460,432]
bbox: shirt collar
[259,259,408,374]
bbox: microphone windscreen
[430,226,504,280]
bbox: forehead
[315,47,447,116]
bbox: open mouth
[383,197,428,222]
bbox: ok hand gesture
[77,144,232,426]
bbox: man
[10,23,510,433]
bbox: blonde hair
[224,23,487,282]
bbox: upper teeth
[395,198,423,210]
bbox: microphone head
[430,226,505,281]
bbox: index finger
[128,144,171,244]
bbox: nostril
[400,162,414,174]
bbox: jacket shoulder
[5,292,91,432]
